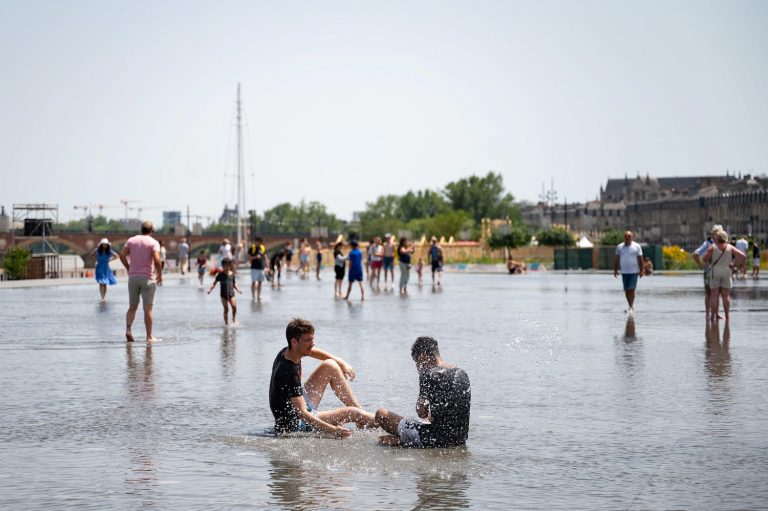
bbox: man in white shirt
[178,238,189,275]
[613,230,644,313]
[735,235,749,280]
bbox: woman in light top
[703,228,746,321]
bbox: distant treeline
[55,172,524,241]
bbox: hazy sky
[1,0,766,225]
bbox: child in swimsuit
[208,258,242,325]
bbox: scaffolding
[13,204,61,277]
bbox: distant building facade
[518,173,767,249]
[163,211,182,229]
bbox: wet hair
[350,239,359,247]
[411,336,440,362]
[399,237,408,247]
[254,236,263,242]
[221,257,231,266]
[286,317,314,347]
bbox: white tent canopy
[576,236,594,248]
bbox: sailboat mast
[236,83,245,258]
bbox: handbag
[704,247,726,286]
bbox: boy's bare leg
[375,408,403,444]
[304,359,361,408]
[318,406,377,429]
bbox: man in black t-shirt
[375,336,470,447]
[269,318,377,437]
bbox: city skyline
[1,1,766,225]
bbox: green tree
[398,189,449,222]
[487,224,532,249]
[204,223,237,236]
[258,200,343,234]
[599,229,625,246]
[443,171,518,223]
[2,246,31,280]
[536,227,575,246]
[358,195,402,239]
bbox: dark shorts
[431,261,443,272]
[621,273,639,291]
[383,256,395,270]
[334,265,345,280]
[397,418,426,447]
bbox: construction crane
[73,205,94,232]
[128,206,161,219]
[120,199,139,221]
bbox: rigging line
[222,107,237,211]
[242,109,258,216]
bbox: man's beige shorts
[128,276,157,306]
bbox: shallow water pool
[1,271,767,509]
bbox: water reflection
[705,321,731,379]
[220,328,236,378]
[616,316,643,376]
[624,315,636,340]
[125,343,155,397]
[414,472,470,510]
[124,344,159,502]
[266,458,346,509]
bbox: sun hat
[99,238,110,245]
[711,224,723,233]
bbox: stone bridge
[0,232,321,262]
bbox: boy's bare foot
[146,337,161,343]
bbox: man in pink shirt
[119,221,163,342]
